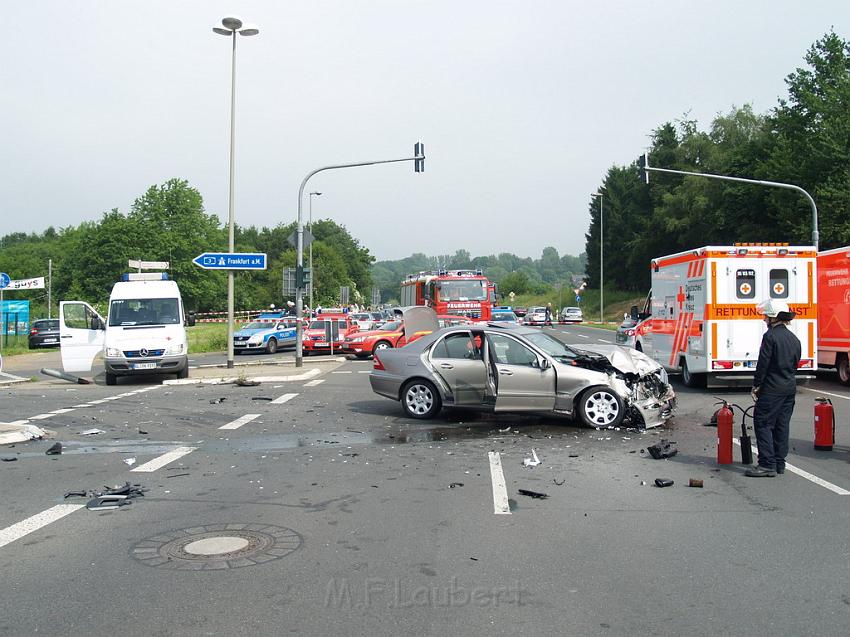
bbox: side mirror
[186,311,196,327]
[91,317,105,330]
[630,305,639,320]
[539,358,551,371]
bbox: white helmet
[756,298,794,319]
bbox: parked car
[615,316,639,349]
[28,318,60,349]
[523,306,548,325]
[491,309,520,324]
[370,323,675,428]
[233,314,298,354]
[350,312,385,331]
[303,314,359,354]
[560,307,583,323]
[342,320,405,358]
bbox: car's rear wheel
[401,379,441,419]
[577,387,624,428]
[372,340,392,355]
[266,338,278,354]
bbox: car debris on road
[518,489,549,499]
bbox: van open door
[60,301,106,373]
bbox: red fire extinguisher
[814,397,835,451]
[715,400,734,464]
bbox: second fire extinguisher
[814,397,835,451]
[715,400,734,464]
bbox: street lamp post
[308,191,322,312]
[213,15,259,369]
[592,192,603,323]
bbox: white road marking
[89,399,109,404]
[597,339,613,343]
[219,414,262,430]
[488,452,511,515]
[29,413,55,420]
[332,371,353,374]
[0,504,85,550]
[358,371,371,374]
[801,387,850,401]
[49,408,76,415]
[576,334,589,338]
[271,393,298,404]
[733,439,850,495]
[165,368,322,386]
[304,379,325,387]
[131,446,197,472]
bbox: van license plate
[133,362,157,370]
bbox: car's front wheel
[105,372,117,386]
[401,379,442,419]
[372,340,392,356]
[266,338,278,354]
[577,387,625,428]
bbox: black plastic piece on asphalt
[210,397,226,404]
[2,456,18,462]
[553,478,565,486]
[45,442,62,455]
[518,489,549,499]
[251,397,273,401]
[654,478,674,488]
[645,439,678,459]
[449,482,464,488]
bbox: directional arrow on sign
[192,253,267,270]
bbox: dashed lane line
[271,393,298,404]
[304,379,325,387]
[332,371,353,374]
[0,504,85,550]
[733,439,850,495]
[488,452,511,515]
[131,446,197,473]
[219,414,262,430]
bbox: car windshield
[109,298,180,326]
[242,321,274,330]
[353,314,370,320]
[523,331,579,362]
[309,320,346,330]
[379,321,401,331]
[492,312,516,321]
[437,280,486,301]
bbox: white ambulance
[632,244,817,387]
[59,273,194,385]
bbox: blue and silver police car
[233,313,298,354]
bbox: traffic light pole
[640,156,819,249]
[294,147,425,368]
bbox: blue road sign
[0,272,10,289]
[193,253,267,270]
[575,295,582,302]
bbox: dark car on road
[28,318,60,349]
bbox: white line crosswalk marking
[219,414,262,430]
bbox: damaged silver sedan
[369,322,675,428]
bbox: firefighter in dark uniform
[746,299,801,477]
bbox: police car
[233,313,298,354]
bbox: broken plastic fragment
[45,442,62,455]
[79,428,105,436]
[654,478,674,488]
[518,489,548,499]
[522,449,541,467]
[123,457,137,466]
[645,439,678,459]
[209,397,226,404]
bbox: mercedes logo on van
[140,348,149,357]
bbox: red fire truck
[400,270,495,320]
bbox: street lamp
[308,191,322,312]
[213,15,259,369]
[591,192,603,323]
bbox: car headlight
[351,336,366,343]
[106,347,122,357]
[166,343,185,355]
[248,335,263,344]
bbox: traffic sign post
[193,253,267,270]
[0,273,9,289]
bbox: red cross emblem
[677,286,685,309]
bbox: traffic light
[414,141,425,173]
[638,154,649,184]
[303,267,312,285]
[295,264,304,289]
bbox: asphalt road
[2,325,850,636]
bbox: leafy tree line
[0,179,375,316]
[372,248,586,304]
[585,31,850,292]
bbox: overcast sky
[1,1,847,262]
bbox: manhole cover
[131,523,302,570]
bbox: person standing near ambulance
[746,299,801,477]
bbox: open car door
[485,332,556,411]
[60,301,106,373]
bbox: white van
[59,273,194,385]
